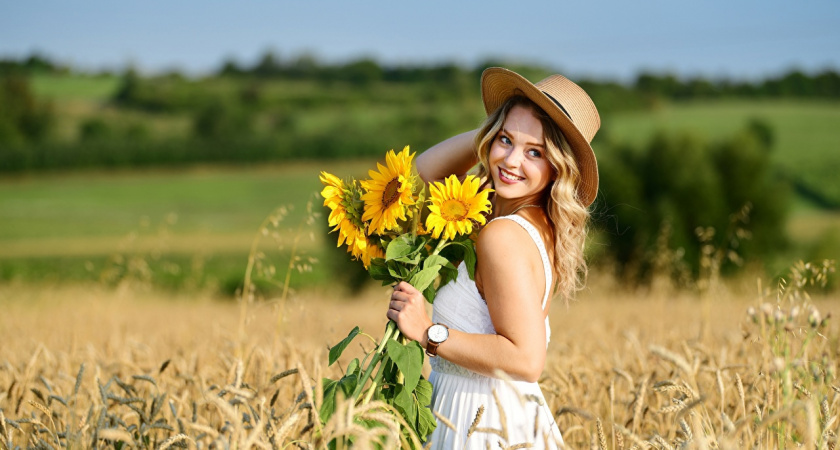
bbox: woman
[386,67,600,449]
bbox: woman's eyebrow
[501,128,545,148]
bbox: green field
[2,157,838,294]
[30,73,121,101]
[604,99,840,207]
[0,160,377,293]
[4,76,839,293]
[25,74,840,205]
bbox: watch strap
[425,340,441,357]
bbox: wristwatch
[425,323,449,357]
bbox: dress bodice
[430,215,553,377]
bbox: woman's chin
[494,187,526,200]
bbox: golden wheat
[0,264,836,449]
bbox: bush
[193,102,253,139]
[79,118,114,141]
[594,123,790,285]
[0,74,53,144]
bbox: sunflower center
[441,199,468,221]
[381,178,401,207]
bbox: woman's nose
[504,147,523,167]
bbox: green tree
[0,75,53,144]
[594,124,789,284]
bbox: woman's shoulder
[476,217,540,260]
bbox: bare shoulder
[476,218,546,309]
[476,218,540,264]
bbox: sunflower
[320,171,369,262]
[426,175,493,241]
[358,236,385,269]
[360,147,416,235]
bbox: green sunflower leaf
[328,327,360,366]
[410,265,442,293]
[385,340,424,392]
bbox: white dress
[427,215,564,449]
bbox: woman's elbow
[511,354,545,383]
[522,363,545,383]
[415,152,437,182]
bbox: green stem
[361,359,387,405]
[396,334,407,385]
[430,237,448,256]
[377,320,398,354]
[351,320,397,400]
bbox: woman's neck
[493,195,545,218]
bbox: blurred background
[1,0,838,297]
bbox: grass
[30,73,121,102]
[0,161,373,241]
[0,161,377,292]
[0,265,836,448]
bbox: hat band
[542,91,573,122]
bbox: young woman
[386,67,601,449]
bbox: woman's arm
[387,220,548,382]
[415,130,480,182]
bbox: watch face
[428,324,449,343]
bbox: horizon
[2,0,838,83]
[6,49,839,84]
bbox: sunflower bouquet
[318,146,492,445]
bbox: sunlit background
[1,0,839,294]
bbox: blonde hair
[474,95,590,301]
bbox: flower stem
[352,320,397,400]
[396,334,407,385]
[430,237,448,257]
[361,360,386,405]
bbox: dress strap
[488,215,553,309]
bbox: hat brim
[481,67,598,207]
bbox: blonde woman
[386,67,601,449]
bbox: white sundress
[427,215,564,449]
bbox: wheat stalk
[596,418,606,450]
[467,405,486,439]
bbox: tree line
[1,52,835,286]
[4,51,839,100]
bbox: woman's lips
[498,167,524,184]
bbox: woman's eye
[499,135,511,145]
[527,149,542,158]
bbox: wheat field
[0,261,837,449]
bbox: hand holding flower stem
[318,147,493,443]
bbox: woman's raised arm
[415,129,479,182]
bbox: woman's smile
[498,167,525,183]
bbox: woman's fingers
[388,298,404,311]
[387,284,430,342]
[391,288,419,305]
[394,281,418,295]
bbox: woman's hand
[386,281,433,345]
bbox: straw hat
[481,67,601,207]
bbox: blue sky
[2,0,838,81]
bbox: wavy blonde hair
[474,95,590,301]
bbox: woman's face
[488,104,554,201]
